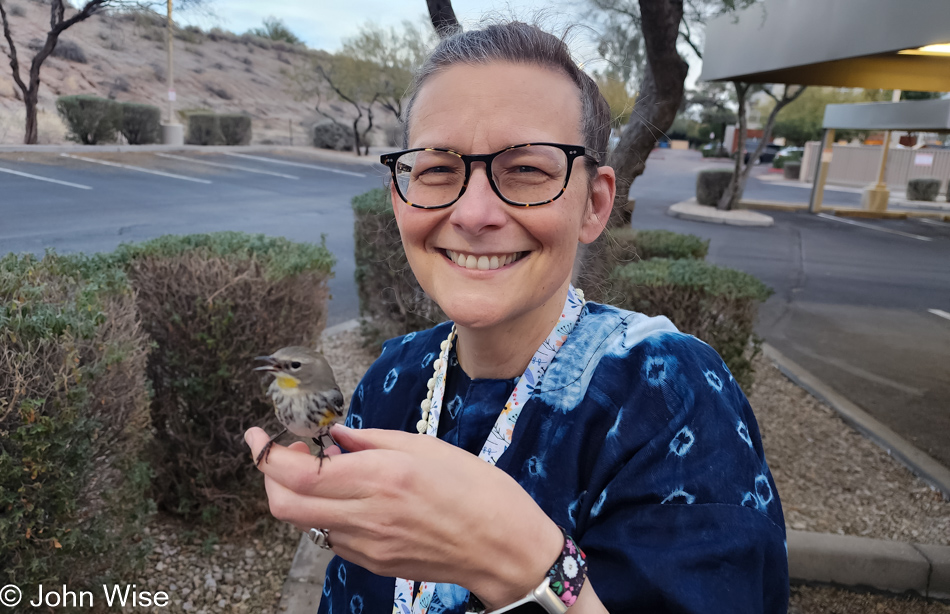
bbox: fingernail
[244,431,251,446]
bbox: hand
[244,424,562,609]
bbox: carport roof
[699,0,950,92]
[823,99,950,130]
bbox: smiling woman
[245,20,789,614]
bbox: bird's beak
[253,355,279,372]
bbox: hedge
[119,102,162,145]
[56,95,119,144]
[186,112,222,145]
[313,121,354,151]
[106,232,335,523]
[696,169,734,206]
[607,227,709,264]
[609,258,773,390]
[907,178,941,202]
[352,188,445,347]
[219,114,252,145]
[0,252,153,592]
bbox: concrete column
[808,128,835,214]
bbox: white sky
[177,0,704,87]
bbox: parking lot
[0,148,386,325]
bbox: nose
[447,162,508,236]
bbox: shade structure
[699,0,950,92]
[823,99,950,131]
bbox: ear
[579,166,616,244]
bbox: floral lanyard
[393,286,586,614]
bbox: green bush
[907,178,941,202]
[609,258,772,390]
[119,101,161,145]
[108,232,335,523]
[352,188,445,347]
[55,95,119,144]
[186,112,221,145]
[219,113,252,145]
[772,150,802,169]
[0,251,153,593]
[696,169,734,206]
[313,121,354,151]
[607,228,709,264]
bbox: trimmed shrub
[696,169,734,206]
[907,178,941,202]
[783,162,801,180]
[119,101,161,145]
[186,112,221,145]
[607,228,709,264]
[352,188,445,347]
[55,95,119,144]
[108,232,335,523]
[313,121,354,151]
[609,258,772,390]
[219,113,252,145]
[0,252,153,593]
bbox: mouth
[443,249,528,271]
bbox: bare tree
[427,0,460,38]
[717,82,805,210]
[0,0,205,144]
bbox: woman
[245,21,788,614]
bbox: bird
[253,346,345,469]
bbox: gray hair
[402,22,611,167]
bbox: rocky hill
[0,2,344,145]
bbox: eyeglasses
[380,142,598,210]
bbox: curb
[762,343,950,499]
[787,531,950,600]
[668,198,775,227]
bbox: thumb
[330,424,415,453]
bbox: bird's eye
[290,361,302,370]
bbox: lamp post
[161,0,184,145]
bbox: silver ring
[308,528,332,550]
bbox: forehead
[408,61,584,151]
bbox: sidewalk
[756,172,950,212]
[274,322,950,612]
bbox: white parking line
[60,153,213,184]
[919,218,950,228]
[816,213,932,241]
[929,309,950,322]
[222,152,366,177]
[155,153,299,179]
[0,165,92,189]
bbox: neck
[453,282,571,379]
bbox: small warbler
[253,346,345,468]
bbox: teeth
[445,250,523,270]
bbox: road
[2,146,947,468]
[630,149,950,469]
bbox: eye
[290,361,302,370]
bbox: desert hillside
[0,2,359,145]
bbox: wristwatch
[468,528,587,614]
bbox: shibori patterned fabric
[319,302,789,614]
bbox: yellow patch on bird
[275,373,301,390]
[317,413,337,428]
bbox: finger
[287,441,310,454]
[329,424,420,453]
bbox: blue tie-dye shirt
[318,303,789,614]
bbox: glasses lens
[394,150,465,208]
[493,145,569,205]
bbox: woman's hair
[403,21,612,166]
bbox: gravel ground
[137,328,950,613]
[749,353,950,546]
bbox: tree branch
[0,1,27,94]
[427,0,460,38]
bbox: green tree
[757,87,892,145]
[249,16,302,45]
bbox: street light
[161,0,184,145]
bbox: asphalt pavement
[629,149,950,471]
